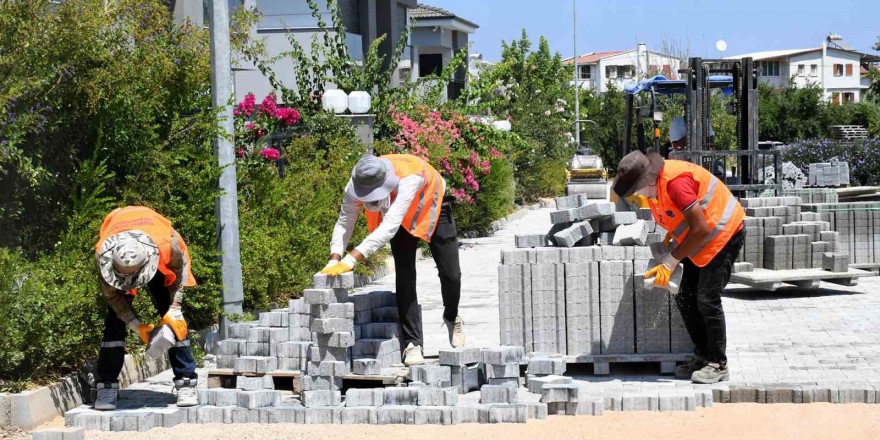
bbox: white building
[405,4,478,100]
[562,43,684,93]
[726,34,879,104]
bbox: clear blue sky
[426,0,880,61]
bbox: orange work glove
[128,320,155,344]
[159,305,188,341]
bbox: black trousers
[96,272,198,383]
[390,200,462,347]
[675,229,745,365]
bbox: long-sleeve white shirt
[331,174,434,258]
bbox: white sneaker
[403,343,424,367]
[174,379,198,408]
[94,382,118,411]
[443,316,465,348]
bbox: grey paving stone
[237,390,282,409]
[417,387,459,406]
[377,405,416,425]
[439,347,483,366]
[345,388,384,407]
[384,388,419,406]
[483,404,528,423]
[484,362,520,379]
[310,318,354,334]
[308,360,350,376]
[302,375,343,391]
[303,406,343,424]
[352,358,382,375]
[303,390,342,408]
[303,288,349,305]
[313,272,354,289]
[311,303,355,319]
[480,384,518,404]
[32,428,85,440]
[526,375,572,394]
[263,405,304,424]
[409,365,452,386]
[527,357,566,376]
[413,406,454,425]
[482,346,525,365]
[540,384,579,403]
[340,407,378,424]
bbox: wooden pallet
[207,368,301,391]
[558,353,692,376]
[730,267,873,291]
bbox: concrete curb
[462,202,545,239]
[0,353,169,429]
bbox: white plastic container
[347,91,371,114]
[322,89,348,114]
[492,120,512,132]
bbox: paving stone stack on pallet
[737,196,856,272]
[498,245,692,356]
[801,201,880,266]
[808,159,850,187]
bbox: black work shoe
[674,355,706,380]
[691,362,730,384]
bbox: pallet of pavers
[731,195,878,291]
[502,195,691,374]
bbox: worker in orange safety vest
[323,154,465,367]
[93,206,199,410]
[613,150,745,384]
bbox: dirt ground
[11,403,879,440]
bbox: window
[845,64,853,76]
[810,64,818,77]
[649,65,659,75]
[832,92,841,105]
[621,65,634,79]
[606,65,618,79]
[760,61,780,77]
[663,64,672,78]
[578,65,591,80]
[843,92,855,103]
[797,64,805,76]
[833,64,844,76]
[419,54,443,77]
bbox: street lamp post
[209,0,244,340]
[573,0,580,146]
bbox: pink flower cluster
[275,107,300,126]
[389,106,501,205]
[234,93,256,117]
[260,147,281,161]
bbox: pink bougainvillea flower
[259,93,278,117]
[260,147,281,161]
[237,93,256,116]
[245,122,254,130]
[235,148,246,158]
[275,107,301,126]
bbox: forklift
[621,57,781,197]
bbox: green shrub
[515,158,568,202]
[454,158,515,233]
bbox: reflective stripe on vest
[648,160,745,267]
[364,155,445,242]
[97,206,197,288]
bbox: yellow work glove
[645,253,681,287]
[320,254,356,276]
[159,305,188,341]
[128,320,155,344]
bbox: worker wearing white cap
[323,154,465,366]
[669,116,714,152]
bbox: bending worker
[322,154,465,366]
[613,150,744,384]
[93,206,199,409]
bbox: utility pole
[209,0,244,340]
[573,0,579,145]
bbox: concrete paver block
[313,272,354,289]
[303,390,342,408]
[439,347,482,366]
[345,388,384,407]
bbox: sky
[425,0,880,62]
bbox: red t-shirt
[666,174,744,232]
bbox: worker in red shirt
[613,150,745,384]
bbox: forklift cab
[621,57,781,197]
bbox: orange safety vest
[647,160,745,267]
[364,154,445,242]
[96,206,197,288]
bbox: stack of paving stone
[215,301,313,372]
[302,273,355,403]
[808,159,850,187]
[439,347,483,393]
[784,188,838,204]
[514,195,666,250]
[348,290,404,374]
[737,196,855,272]
[800,201,880,266]
[498,244,692,356]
